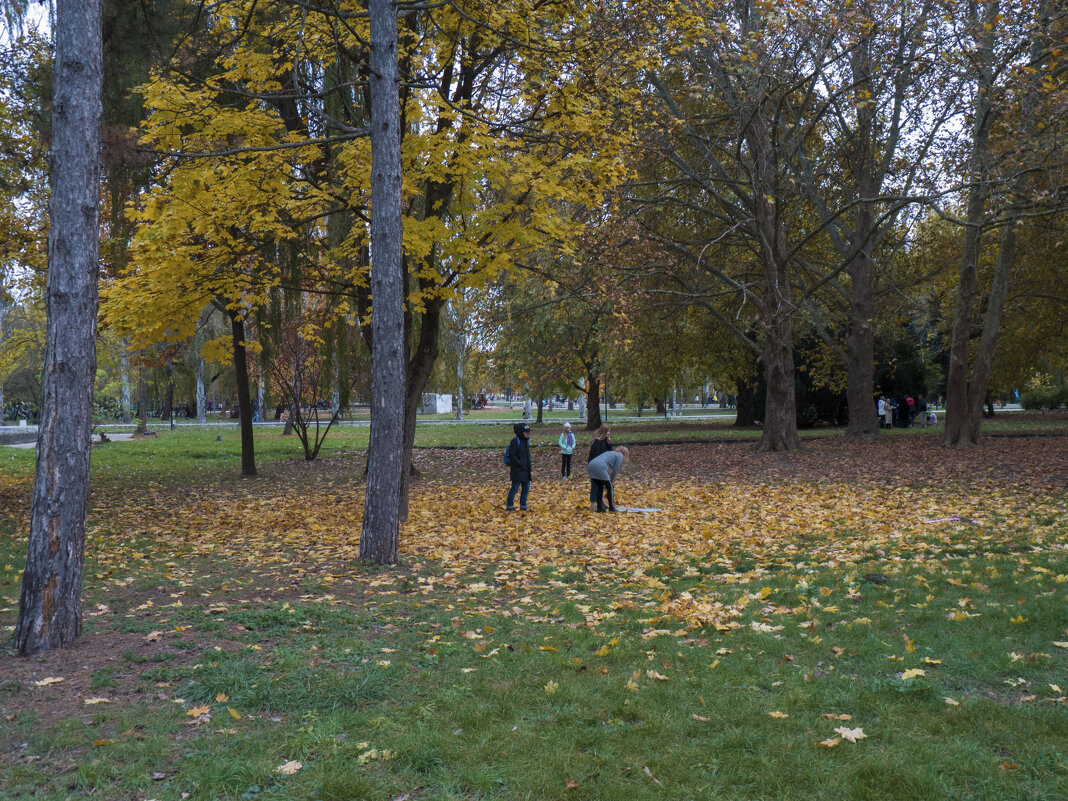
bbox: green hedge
[1020,384,1068,410]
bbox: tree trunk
[734,376,756,427]
[963,211,1019,441]
[944,4,996,448]
[163,362,174,429]
[16,0,103,656]
[196,358,206,423]
[228,308,257,476]
[121,345,132,423]
[585,372,602,430]
[844,245,879,440]
[757,325,800,451]
[361,0,404,564]
[755,245,800,451]
[135,370,148,434]
[397,298,443,522]
[536,398,544,424]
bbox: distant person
[587,446,628,513]
[905,396,915,427]
[505,423,532,511]
[918,396,928,427]
[587,424,613,510]
[878,398,887,428]
[557,422,575,479]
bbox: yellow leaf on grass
[187,705,211,717]
[275,760,302,775]
[692,713,710,722]
[768,711,788,719]
[144,631,163,642]
[922,658,942,666]
[215,693,229,703]
[945,697,961,706]
[544,681,558,695]
[33,677,64,687]
[900,668,926,680]
[817,737,841,748]
[84,697,112,705]
[228,707,241,720]
[833,726,867,743]
[645,670,670,681]
[822,713,851,721]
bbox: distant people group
[877,395,933,428]
[505,421,628,513]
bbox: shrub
[1021,384,1068,410]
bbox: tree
[942,0,1066,446]
[791,0,944,440]
[360,0,405,564]
[642,0,844,451]
[16,0,104,654]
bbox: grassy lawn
[0,422,1065,800]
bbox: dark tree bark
[734,376,756,427]
[943,0,1045,447]
[228,308,257,476]
[585,373,602,431]
[361,0,405,564]
[15,0,104,656]
[396,296,443,522]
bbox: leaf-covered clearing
[1,433,1066,800]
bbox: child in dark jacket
[506,423,532,510]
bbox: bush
[1021,384,1068,410]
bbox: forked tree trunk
[16,0,103,656]
[360,0,405,564]
[228,309,257,476]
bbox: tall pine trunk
[361,0,405,564]
[16,0,103,655]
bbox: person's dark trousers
[593,479,614,511]
[507,481,529,510]
[561,454,572,478]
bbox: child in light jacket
[557,422,575,478]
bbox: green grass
[2,527,1065,800]
[1,422,1066,800]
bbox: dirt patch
[0,625,262,748]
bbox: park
[1,0,1067,799]
[1,415,1066,799]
